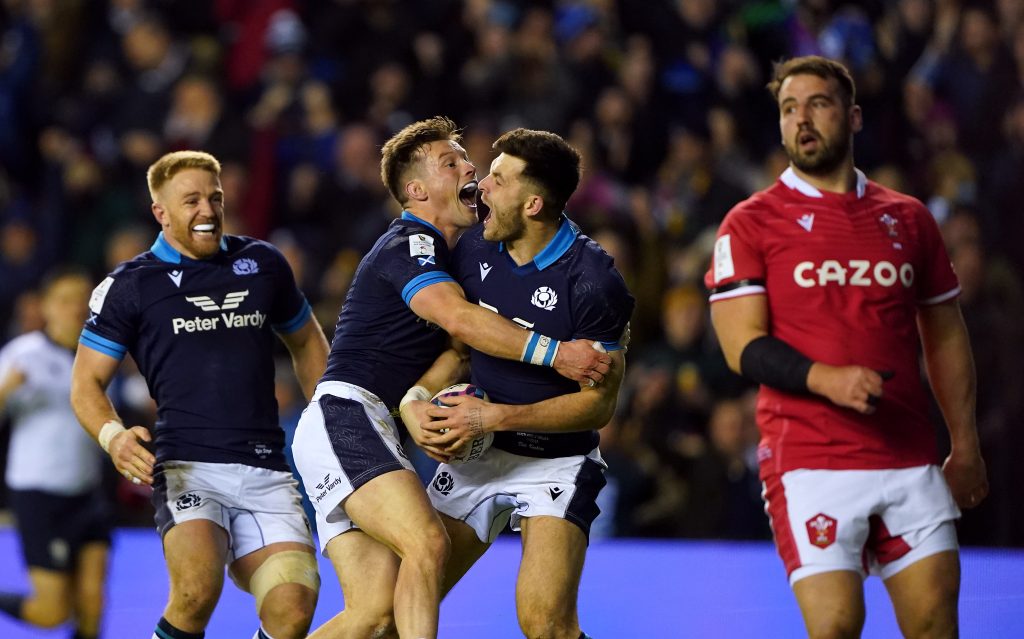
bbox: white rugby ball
[431,383,493,464]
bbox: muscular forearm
[922,315,978,448]
[488,388,616,434]
[70,377,121,439]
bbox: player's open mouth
[192,223,218,236]
[798,131,819,150]
[459,181,478,210]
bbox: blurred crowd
[1,0,1022,546]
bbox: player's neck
[408,208,463,247]
[505,223,557,266]
[790,158,857,195]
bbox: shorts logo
[313,473,343,503]
[531,286,558,311]
[432,471,454,495]
[806,513,837,548]
[548,486,564,501]
[233,258,259,275]
[49,538,70,568]
[176,492,202,511]
[252,441,272,459]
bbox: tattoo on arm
[468,408,484,438]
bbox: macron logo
[797,213,815,232]
[168,270,183,287]
[479,262,492,281]
[186,290,250,312]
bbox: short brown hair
[767,56,856,108]
[492,128,580,217]
[380,116,462,206]
[146,150,221,202]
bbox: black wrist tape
[739,335,814,394]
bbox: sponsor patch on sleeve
[713,234,735,283]
[409,233,436,258]
[89,277,115,314]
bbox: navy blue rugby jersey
[79,233,312,471]
[321,212,455,410]
[453,217,634,458]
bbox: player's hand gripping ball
[431,383,493,464]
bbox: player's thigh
[516,515,587,615]
[791,570,865,639]
[884,550,959,639]
[344,468,448,557]
[325,530,400,613]
[163,518,231,597]
[439,513,490,596]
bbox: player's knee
[22,589,72,628]
[350,610,397,639]
[167,577,221,624]
[517,605,576,639]
[402,521,450,572]
[259,582,317,639]
[804,615,864,639]
[900,598,958,639]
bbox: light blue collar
[150,231,228,263]
[499,214,578,271]
[401,211,444,237]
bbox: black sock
[0,592,23,619]
[579,633,593,639]
[154,617,205,639]
[72,631,98,639]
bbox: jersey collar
[780,166,867,199]
[401,211,444,237]
[499,214,578,271]
[150,231,228,264]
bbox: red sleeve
[913,203,960,305]
[704,202,768,302]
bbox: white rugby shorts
[762,464,960,585]
[291,381,413,552]
[153,461,313,562]
[428,446,607,543]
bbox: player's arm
[710,294,887,414]
[70,346,156,485]
[0,367,26,414]
[917,299,988,509]
[398,342,470,462]
[277,316,329,401]
[409,281,610,385]
[422,348,626,454]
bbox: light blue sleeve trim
[401,272,455,306]
[600,340,624,352]
[273,300,312,334]
[79,329,127,360]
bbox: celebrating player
[290,117,612,639]
[0,269,112,639]
[400,128,633,639]
[705,56,988,638]
[70,150,329,639]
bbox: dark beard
[787,129,851,175]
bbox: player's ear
[151,201,168,227]
[524,193,544,219]
[849,103,863,134]
[406,179,428,202]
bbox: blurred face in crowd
[415,139,479,230]
[151,168,225,260]
[478,152,531,243]
[42,274,91,345]
[778,73,861,176]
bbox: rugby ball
[431,383,493,464]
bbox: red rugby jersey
[704,168,959,476]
